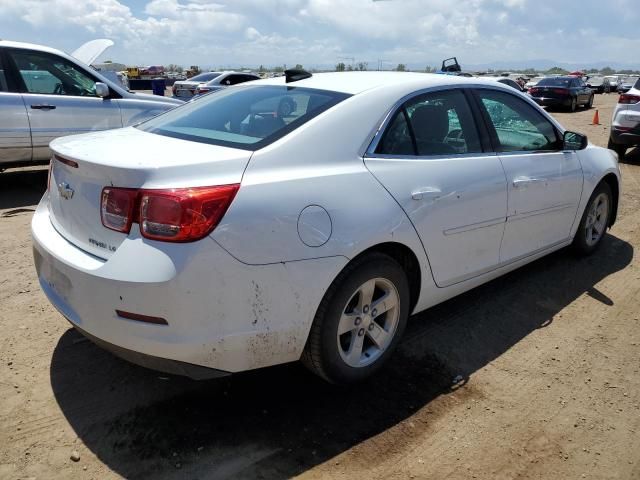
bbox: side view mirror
[95,82,110,98]
[563,131,588,150]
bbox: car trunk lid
[48,127,251,259]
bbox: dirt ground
[1,93,639,480]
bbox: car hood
[72,39,114,65]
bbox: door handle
[512,177,544,188]
[30,104,56,110]
[411,187,442,200]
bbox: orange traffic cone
[591,109,600,125]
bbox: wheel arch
[600,172,619,227]
[347,242,422,314]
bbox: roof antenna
[285,69,312,83]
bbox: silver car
[172,71,260,99]
[0,40,182,170]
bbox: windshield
[635,78,640,89]
[190,72,221,82]
[537,78,572,87]
[623,77,637,84]
[137,85,351,150]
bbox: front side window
[476,89,560,152]
[9,50,98,96]
[376,89,482,156]
[138,85,350,150]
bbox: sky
[0,0,638,69]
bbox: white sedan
[32,71,621,384]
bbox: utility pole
[377,59,391,71]
[338,56,355,68]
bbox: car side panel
[116,98,176,126]
[0,92,31,164]
[25,94,122,161]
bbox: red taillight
[172,85,177,95]
[140,185,239,241]
[619,94,640,104]
[529,87,539,94]
[101,187,138,233]
[100,184,239,242]
[553,88,569,95]
[197,88,209,94]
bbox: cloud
[0,0,637,67]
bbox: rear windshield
[137,85,350,150]
[537,78,572,87]
[190,72,221,82]
[635,78,640,89]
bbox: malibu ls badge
[57,182,74,200]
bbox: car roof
[255,71,504,95]
[0,40,70,57]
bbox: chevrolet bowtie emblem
[57,182,74,200]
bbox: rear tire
[569,97,577,112]
[572,182,612,256]
[607,138,627,160]
[302,252,410,384]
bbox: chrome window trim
[364,83,567,159]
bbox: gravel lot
[1,93,639,479]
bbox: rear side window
[377,89,482,156]
[476,89,561,152]
[138,85,350,150]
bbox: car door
[472,88,583,263]
[364,88,508,287]
[0,49,32,164]
[7,48,122,161]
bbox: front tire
[302,253,410,384]
[569,97,577,112]
[572,182,612,255]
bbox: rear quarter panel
[211,86,438,312]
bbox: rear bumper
[32,195,346,375]
[72,323,230,379]
[531,97,572,107]
[610,127,640,146]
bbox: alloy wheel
[336,277,401,368]
[584,193,609,247]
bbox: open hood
[72,39,114,65]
